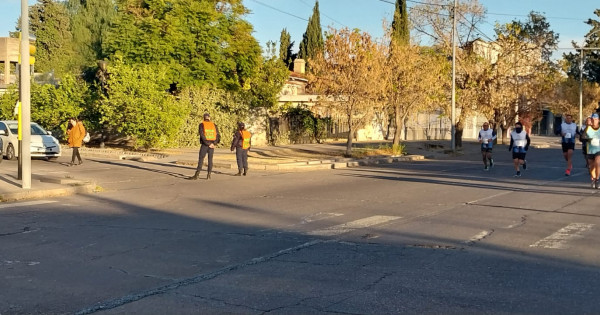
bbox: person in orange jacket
[67,117,86,166]
[188,113,220,180]
[230,122,251,176]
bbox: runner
[478,122,497,171]
[579,116,592,170]
[508,121,530,177]
[583,113,600,189]
[559,114,577,176]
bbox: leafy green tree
[248,42,290,144]
[0,87,19,120]
[30,74,90,134]
[298,0,323,66]
[103,0,261,90]
[68,0,119,73]
[564,9,600,83]
[391,0,409,46]
[279,28,293,68]
[27,0,75,77]
[98,58,186,149]
[176,85,250,147]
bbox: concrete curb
[175,154,426,172]
[0,181,97,203]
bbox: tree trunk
[455,120,464,148]
[385,114,393,140]
[501,126,509,145]
[393,104,402,146]
[346,114,353,156]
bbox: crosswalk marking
[307,215,401,236]
[0,200,57,209]
[301,212,343,224]
[530,223,595,249]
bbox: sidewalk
[0,136,560,203]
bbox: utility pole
[19,0,31,189]
[450,0,457,152]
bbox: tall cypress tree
[298,0,323,64]
[391,0,409,46]
[279,28,293,68]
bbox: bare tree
[309,28,387,156]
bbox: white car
[0,120,61,160]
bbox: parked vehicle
[0,120,61,160]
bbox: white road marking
[0,200,57,209]
[301,212,344,224]
[259,212,344,232]
[530,223,595,249]
[465,230,493,244]
[307,215,401,236]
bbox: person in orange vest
[67,117,86,166]
[188,113,220,180]
[230,122,251,176]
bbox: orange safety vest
[240,130,251,149]
[203,121,217,141]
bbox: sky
[243,0,599,57]
[0,0,598,57]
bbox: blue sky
[243,0,599,56]
[1,0,597,57]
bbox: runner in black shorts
[508,121,530,177]
[478,122,497,171]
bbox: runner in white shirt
[478,122,497,171]
[508,121,531,177]
[559,114,578,176]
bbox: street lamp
[578,29,600,127]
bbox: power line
[456,10,495,42]
[249,0,308,22]
[486,12,586,21]
[299,0,348,28]
[378,0,590,22]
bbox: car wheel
[6,144,15,160]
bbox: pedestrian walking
[230,122,251,176]
[508,121,530,177]
[558,114,578,176]
[478,121,496,171]
[188,113,220,180]
[67,117,85,166]
[579,116,592,169]
[583,113,600,189]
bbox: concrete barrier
[332,162,348,169]
[0,182,96,203]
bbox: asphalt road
[1,144,600,315]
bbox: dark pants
[235,147,248,170]
[196,145,214,173]
[71,147,82,163]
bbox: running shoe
[514,171,521,177]
[522,161,527,170]
[596,180,600,189]
[484,166,489,171]
[489,159,494,168]
[592,180,597,189]
[565,168,571,176]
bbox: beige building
[0,37,20,87]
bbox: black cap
[203,113,210,119]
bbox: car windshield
[7,123,49,136]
